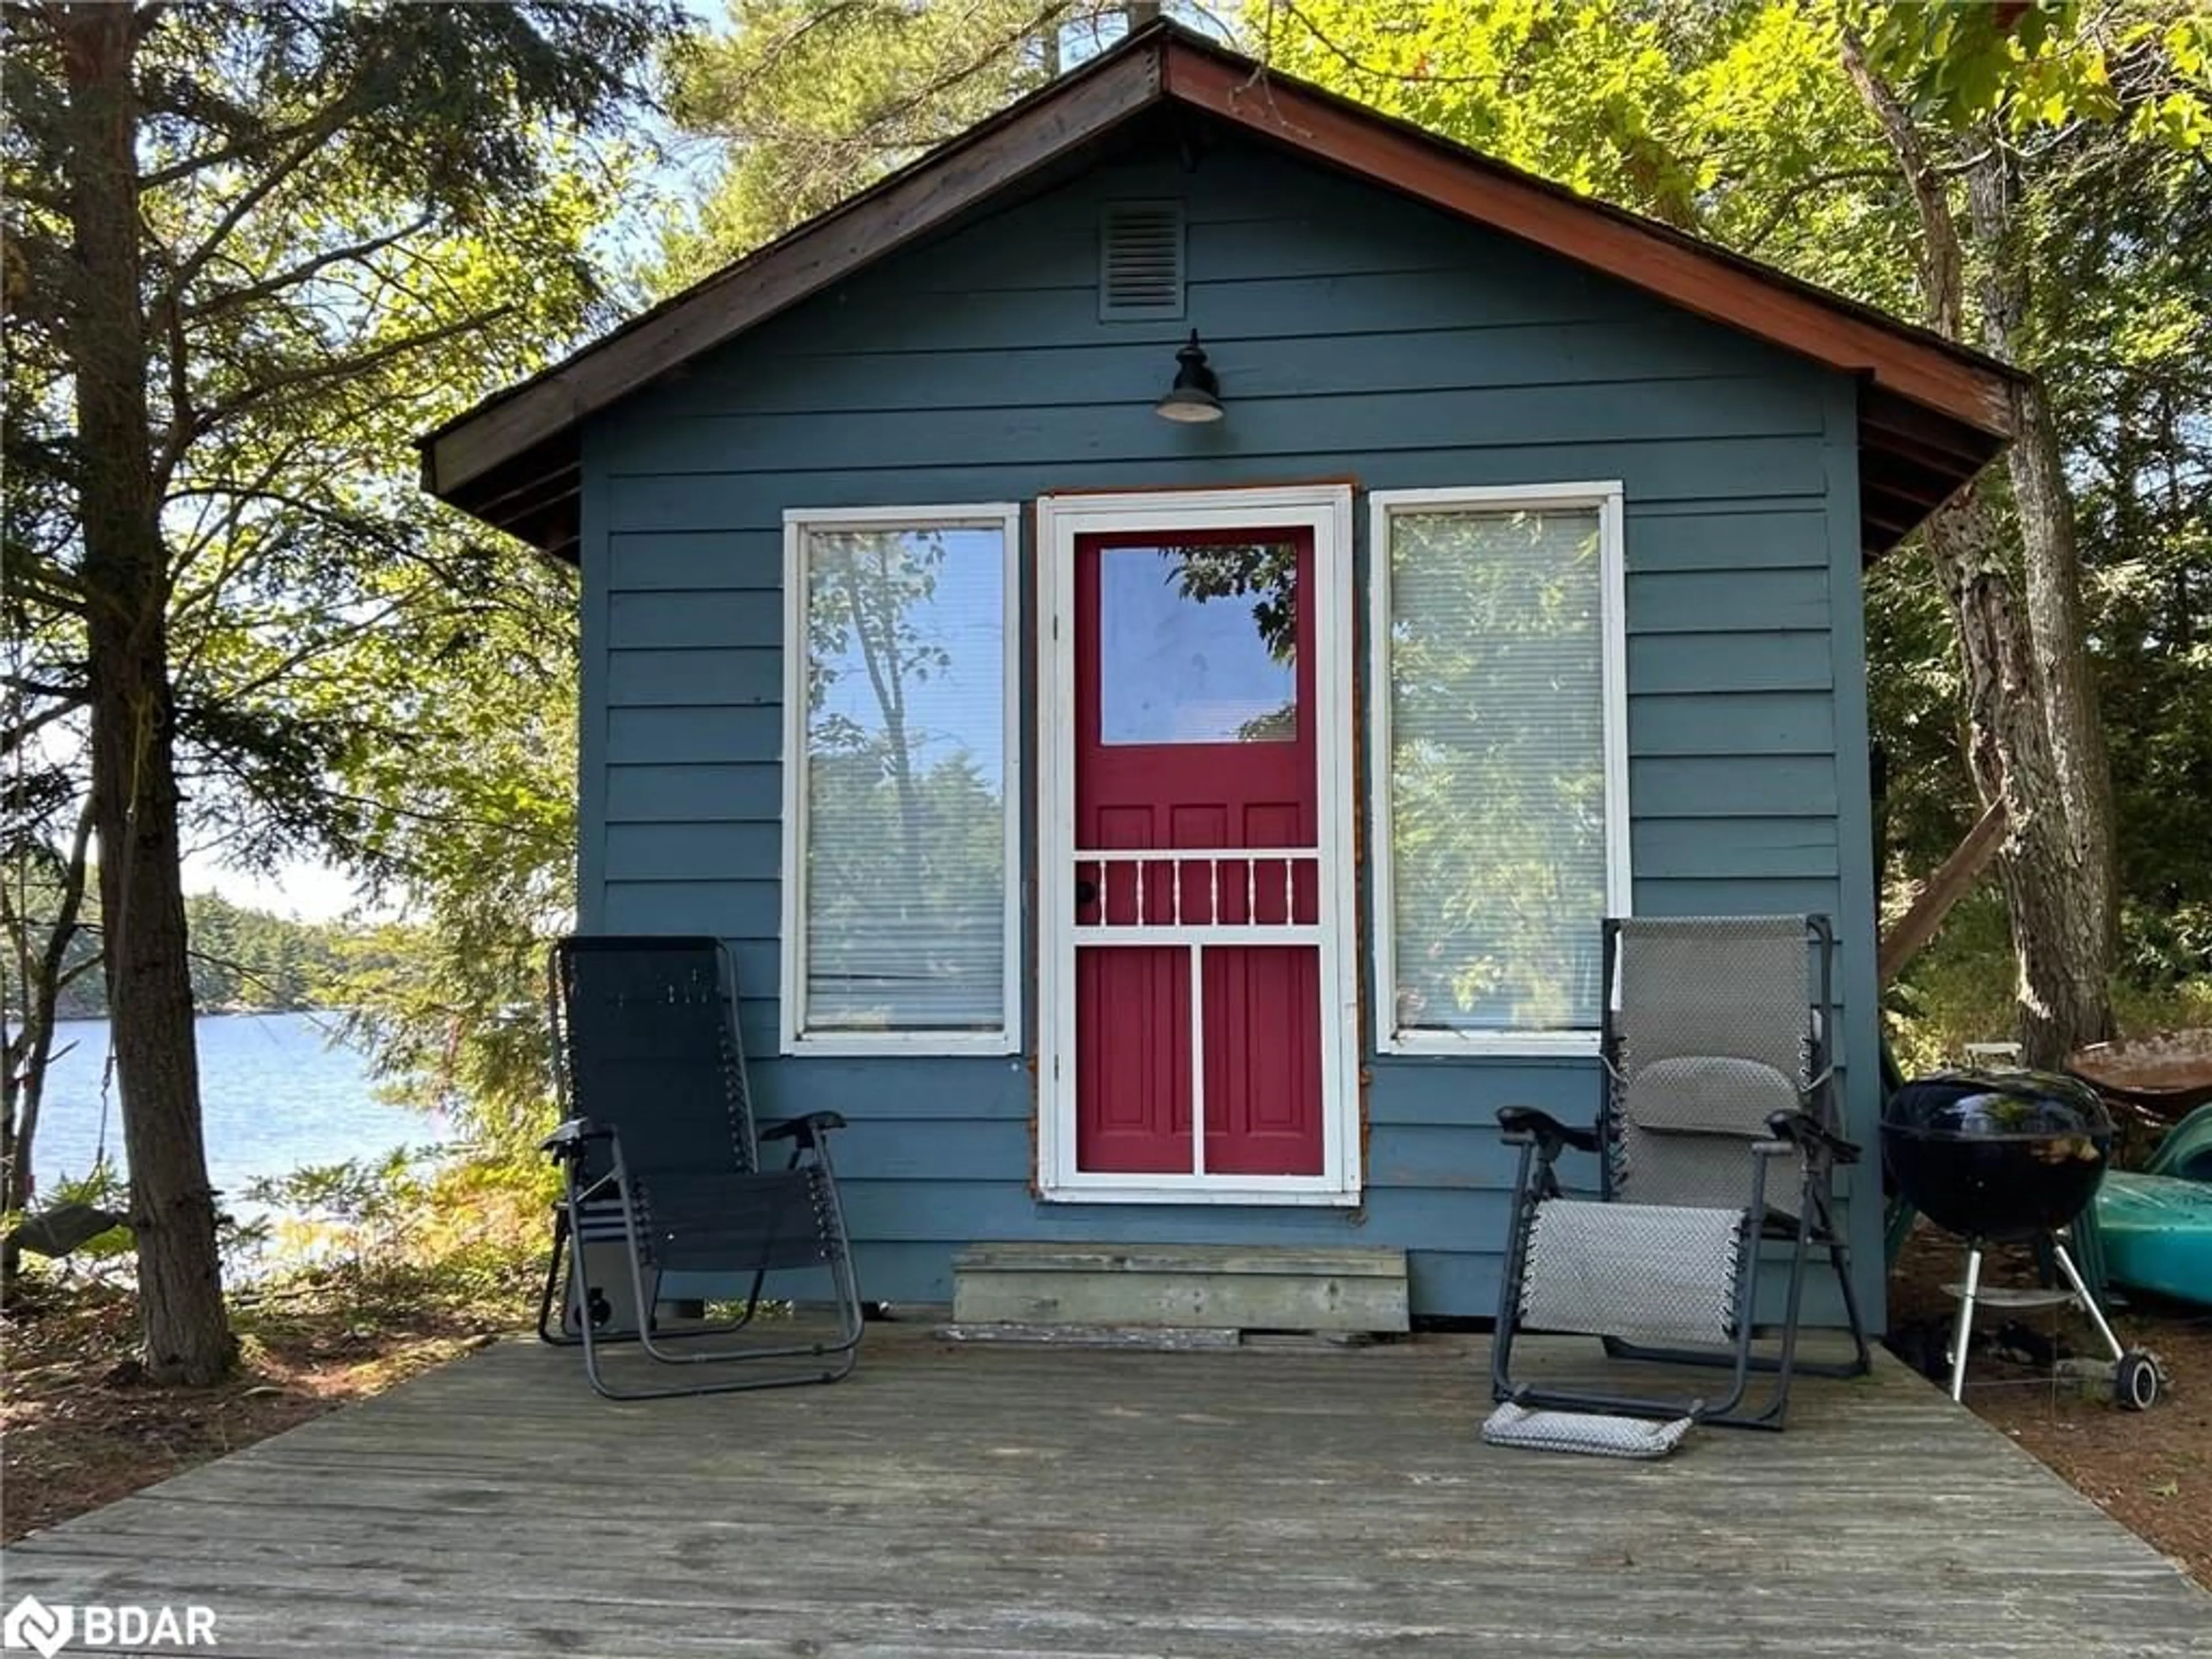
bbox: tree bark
[1843,29,2115,1069]
[1924,503,2110,1065]
[58,1,235,1384]
[1966,150,2118,984]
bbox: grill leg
[2050,1241,2127,1364]
[1948,1245,1983,1403]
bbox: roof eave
[422,38,1169,511]
[424,20,2021,560]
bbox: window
[1097,541,1298,745]
[1369,485,1629,1055]
[781,506,1021,1052]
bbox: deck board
[4,1327,2205,1657]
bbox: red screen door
[1071,528,1324,1178]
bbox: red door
[1072,528,1324,1178]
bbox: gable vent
[1099,201,1185,321]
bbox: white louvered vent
[1099,201,1185,321]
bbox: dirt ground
[0,1281,498,1543]
[5,1256,2209,1595]
[1887,1218,2212,1591]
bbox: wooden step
[950,1242,1410,1334]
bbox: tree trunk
[1843,30,2115,1068]
[1916,501,2108,1066]
[1967,151,2118,1002]
[59,3,235,1384]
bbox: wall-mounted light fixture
[1154,330,1222,423]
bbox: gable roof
[421,20,2022,560]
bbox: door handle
[1075,877,1099,908]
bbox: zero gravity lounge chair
[537,935,863,1399]
[1486,916,1872,1448]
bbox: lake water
[28,1012,437,1203]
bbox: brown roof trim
[424,20,2022,557]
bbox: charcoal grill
[1883,1068,2161,1410]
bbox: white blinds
[1384,505,1609,1034]
[797,521,1007,1035]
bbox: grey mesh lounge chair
[1489,915,1871,1433]
[537,934,863,1399]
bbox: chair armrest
[1764,1109,1862,1165]
[760,1110,849,1147]
[540,1117,609,1167]
[1496,1106,1600,1156]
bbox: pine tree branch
[164,429,316,589]
[1,672,86,702]
[135,97,335,190]
[1,557,89,618]
[203,589,467,710]
[179,215,433,326]
[157,111,356,312]
[151,249,200,490]
[2,174,69,214]
[1,693,89,750]
[195,306,514,432]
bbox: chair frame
[536,935,865,1399]
[1489,915,1872,1431]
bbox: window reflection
[1099,542,1297,745]
[1384,506,1606,1033]
[802,524,1006,1032]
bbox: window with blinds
[1370,487,1628,1052]
[781,507,1019,1051]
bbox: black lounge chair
[537,934,863,1398]
[1487,915,1871,1442]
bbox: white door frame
[1033,484,1360,1206]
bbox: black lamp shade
[1155,331,1222,423]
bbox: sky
[183,852,368,924]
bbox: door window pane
[798,519,1007,1035]
[1384,504,1611,1035]
[1099,542,1297,745]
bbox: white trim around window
[779,503,1023,1056]
[1367,482,1631,1058]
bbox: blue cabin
[423,24,2018,1328]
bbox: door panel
[1075,945,1190,1175]
[1071,528,1323,1178]
[1202,945,1323,1176]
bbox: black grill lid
[1883,1068,2112,1142]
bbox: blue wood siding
[578,136,1880,1323]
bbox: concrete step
[950,1242,1410,1334]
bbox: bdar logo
[2,1596,73,1659]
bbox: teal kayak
[2143,1101,2212,1183]
[2094,1170,2212,1306]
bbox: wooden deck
[3,1324,2206,1657]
